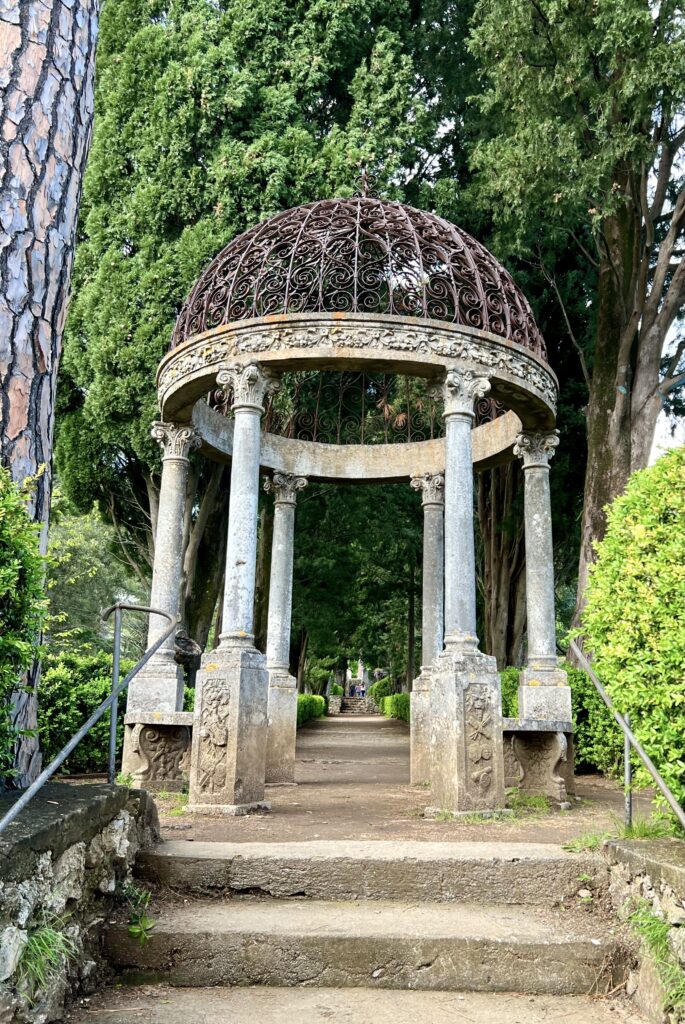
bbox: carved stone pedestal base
[188,643,270,814]
[121,712,193,792]
[503,718,576,807]
[265,669,297,784]
[428,647,506,814]
[410,669,431,786]
[519,666,572,721]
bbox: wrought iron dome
[171,197,546,360]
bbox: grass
[168,793,189,817]
[629,900,685,1016]
[506,789,551,817]
[563,812,684,853]
[562,830,611,853]
[17,921,77,1000]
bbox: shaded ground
[156,715,657,844]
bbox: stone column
[263,472,308,784]
[409,472,444,786]
[428,369,506,816]
[127,421,201,714]
[514,430,571,721]
[188,363,279,815]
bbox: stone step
[105,897,624,995]
[136,839,606,905]
[69,985,647,1024]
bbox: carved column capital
[440,368,491,418]
[513,430,560,469]
[216,362,281,413]
[410,472,445,507]
[151,421,202,461]
[264,472,308,506]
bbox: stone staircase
[340,695,377,714]
[102,840,628,1001]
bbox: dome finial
[354,164,379,199]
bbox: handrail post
[624,712,632,831]
[108,606,123,784]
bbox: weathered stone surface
[136,839,607,906]
[512,730,570,804]
[121,719,192,793]
[606,840,685,902]
[0,927,27,983]
[265,671,297,785]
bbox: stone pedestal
[503,718,576,806]
[410,670,432,786]
[121,712,193,792]
[187,644,270,814]
[428,647,506,815]
[265,670,298,785]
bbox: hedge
[368,678,395,703]
[297,693,326,726]
[380,692,410,722]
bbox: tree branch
[540,263,591,390]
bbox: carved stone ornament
[151,421,202,460]
[128,723,191,789]
[464,683,494,798]
[410,472,445,507]
[513,430,560,469]
[441,368,492,418]
[216,362,281,412]
[264,472,308,505]
[512,731,568,804]
[197,680,231,796]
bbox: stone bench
[503,718,575,807]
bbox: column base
[121,712,193,792]
[410,668,432,786]
[126,650,184,714]
[185,800,271,816]
[519,665,572,721]
[429,646,506,814]
[188,642,269,811]
[265,669,298,785]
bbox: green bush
[581,447,685,804]
[380,692,410,722]
[329,683,344,696]
[297,693,326,726]
[0,468,46,781]
[39,650,133,773]
[368,678,395,703]
[500,667,520,718]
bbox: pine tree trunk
[0,0,99,785]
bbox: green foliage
[368,678,395,703]
[0,468,46,782]
[380,692,410,723]
[621,814,683,841]
[505,789,550,817]
[562,831,611,853]
[39,651,133,774]
[499,667,519,718]
[329,683,344,697]
[629,900,685,1018]
[297,693,326,726]
[304,656,336,696]
[17,920,77,1001]
[121,883,155,947]
[581,448,685,805]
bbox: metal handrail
[569,639,685,831]
[0,605,178,837]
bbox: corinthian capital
[264,472,308,505]
[151,421,202,460]
[410,472,445,507]
[513,430,560,468]
[216,362,280,412]
[441,368,491,418]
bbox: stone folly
[125,193,572,815]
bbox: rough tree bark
[0,0,99,785]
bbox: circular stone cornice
[158,312,558,429]
[171,197,547,359]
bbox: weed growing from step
[17,918,77,1003]
[563,813,682,853]
[628,900,685,1020]
[563,831,611,852]
[121,882,155,946]
[116,771,134,787]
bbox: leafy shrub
[500,667,519,718]
[329,683,344,696]
[380,692,410,722]
[297,693,326,726]
[39,650,133,773]
[368,678,395,703]
[0,468,46,780]
[581,447,685,804]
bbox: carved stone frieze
[512,731,568,804]
[158,319,558,413]
[126,723,191,791]
[410,471,445,506]
[151,421,202,460]
[215,362,281,412]
[464,683,495,798]
[513,430,560,469]
[441,369,491,418]
[263,472,308,505]
[196,680,231,795]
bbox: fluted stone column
[409,472,444,786]
[188,363,279,815]
[514,430,571,721]
[264,472,307,784]
[127,422,201,714]
[428,369,506,816]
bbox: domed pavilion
[121,193,574,817]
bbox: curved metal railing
[569,639,685,831]
[0,604,178,837]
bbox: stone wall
[605,839,685,1024]
[327,696,342,715]
[0,782,159,1023]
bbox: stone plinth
[410,670,431,786]
[187,644,270,815]
[121,712,193,793]
[518,667,572,721]
[428,648,506,815]
[503,718,575,806]
[265,670,298,785]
